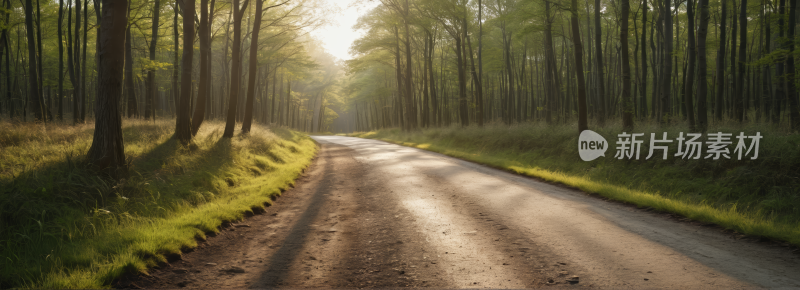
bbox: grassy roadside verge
[351,122,800,247]
[0,119,317,288]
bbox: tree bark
[594,0,606,125]
[403,0,416,129]
[223,0,249,137]
[544,2,556,124]
[660,0,673,124]
[696,0,710,130]
[640,0,647,120]
[58,0,64,121]
[786,0,800,130]
[145,0,160,120]
[124,1,137,118]
[87,0,128,177]
[570,0,589,132]
[24,0,44,121]
[685,0,697,131]
[192,0,212,134]
[466,24,483,126]
[621,0,633,130]
[36,0,46,121]
[242,0,272,133]
[176,0,195,144]
[774,0,786,124]
[172,3,180,119]
[81,0,87,122]
[734,0,747,122]
[714,0,727,120]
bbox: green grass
[351,120,800,247]
[0,119,317,288]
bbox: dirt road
[121,136,800,289]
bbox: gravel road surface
[120,136,800,289]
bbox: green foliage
[136,58,173,72]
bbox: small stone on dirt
[566,276,580,284]
[205,263,217,266]
[559,271,569,275]
[224,266,246,273]
[234,224,250,228]
[271,213,278,216]
[503,263,510,265]
[644,278,650,281]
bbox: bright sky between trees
[310,0,379,61]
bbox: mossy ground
[0,119,317,288]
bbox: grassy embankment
[352,121,800,247]
[0,119,317,288]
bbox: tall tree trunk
[696,0,710,130]
[715,0,727,120]
[457,28,469,126]
[422,33,430,127]
[428,32,439,127]
[145,0,160,120]
[1,0,8,118]
[570,0,589,132]
[660,0,673,124]
[478,0,482,123]
[640,0,648,120]
[544,1,556,124]
[67,1,75,123]
[88,0,128,177]
[242,0,283,132]
[5,31,10,119]
[393,26,405,129]
[124,1,137,118]
[786,0,800,130]
[24,0,44,121]
[734,0,747,122]
[172,3,180,119]
[224,0,249,137]
[206,0,215,120]
[36,0,46,120]
[774,0,786,124]
[621,0,633,130]
[176,0,195,143]
[271,67,277,123]
[81,0,87,122]
[466,24,484,126]
[594,0,606,125]
[58,0,64,121]
[403,0,416,129]
[685,0,697,131]
[192,0,212,134]
[761,7,771,121]
[502,26,512,124]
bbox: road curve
[313,136,800,289]
[123,136,800,289]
